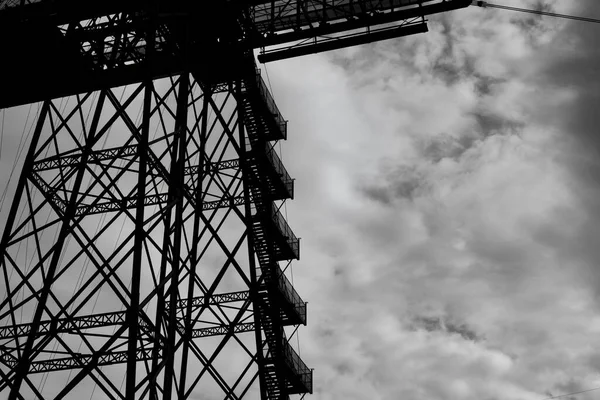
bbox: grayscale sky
[260,1,600,399]
[2,0,600,399]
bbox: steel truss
[0,0,479,399]
[0,59,311,399]
[0,0,472,108]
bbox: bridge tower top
[0,0,470,109]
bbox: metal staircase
[240,66,312,399]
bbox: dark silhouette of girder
[0,0,471,109]
[0,60,309,400]
[0,0,471,399]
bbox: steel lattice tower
[0,0,471,399]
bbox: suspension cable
[472,1,600,25]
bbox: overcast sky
[2,1,600,399]
[261,1,600,399]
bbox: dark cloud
[529,2,600,301]
[472,110,523,135]
[474,75,506,97]
[359,165,425,205]
[586,352,600,372]
[361,185,393,205]
[536,1,600,157]
[512,1,560,46]
[419,132,474,162]
[411,315,482,342]
[430,13,477,86]
[552,378,586,400]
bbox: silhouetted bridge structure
[0,0,470,399]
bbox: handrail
[275,267,303,307]
[267,263,306,324]
[252,70,288,139]
[265,145,294,198]
[271,207,299,259]
[265,146,291,183]
[282,340,313,392]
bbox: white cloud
[265,1,600,399]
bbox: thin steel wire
[475,1,600,24]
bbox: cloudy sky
[2,0,600,399]
[260,1,600,399]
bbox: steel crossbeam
[0,312,126,339]
[0,58,317,399]
[32,145,140,172]
[33,146,239,175]
[0,0,471,108]
[0,291,257,341]
[73,194,250,216]
[0,312,157,340]
[0,0,473,396]
[192,323,256,338]
[1,349,157,374]
[168,290,251,311]
[0,72,268,399]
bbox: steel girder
[0,0,472,108]
[0,73,271,399]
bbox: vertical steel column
[178,84,210,400]
[0,102,49,400]
[126,10,156,397]
[9,93,106,400]
[125,80,152,399]
[163,72,191,400]
[1,14,311,399]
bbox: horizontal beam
[0,51,183,109]
[1,291,252,339]
[73,194,249,216]
[0,0,280,25]
[259,22,428,62]
[191,322,255,338]
[255,0,470,46]
[33,143,239,174]
[0,325,252,372]
[32,145,139,172]
[0,348,156,373]
[0,0,473,108]
[0,0,144,26]
[187,158,241,175]
[75,193,171,216]
[0,311,151,339]
[168,290,250,310]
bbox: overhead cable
[542,385,600,399]
[472,1,600,24]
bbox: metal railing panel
[271,207,300,259]
[282,340,313,392]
